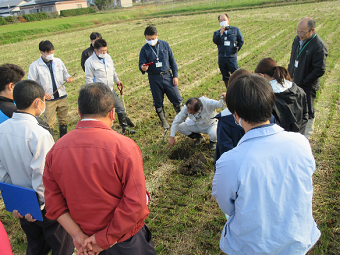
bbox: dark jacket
[81,44,95,72]
[213,26,244,58]
[214,108,245,162]
[273,83,308,134]
[288,33,328,91]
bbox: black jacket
[288,33,328,91]
[213,26,244,58]
[273,83,308,134]
[81,44,95,72]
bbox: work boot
[188,132,205,146]
[209,141,217,151]
[156,107,170,129]
[305,118,315,138]
[118,113,136,134]
[173,104,182,114]
[59,125,67,138]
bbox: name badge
[224,41,231,46]
[295,60,299,68]
[156,62,163,68]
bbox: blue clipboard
[0,182,43,221]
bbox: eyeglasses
[295,29,311,36]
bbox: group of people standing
[0,11,328,255]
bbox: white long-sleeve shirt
[85,52,119,91]
[170,96,224,137]
[28,57,71,99]
[0,112,54,204]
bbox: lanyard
[296,33,317,60]
[149,44,160,61]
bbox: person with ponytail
[255,58,308,134]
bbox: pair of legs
[218,57,238,89]
[44,97,68,138]
[303,87,317,138]
[112,89,135,134]
[177,121,218,150]
[149,72,183,128]
[19,209,74,255]
[99,225,156,255]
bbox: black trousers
[19,209,74,255]
[303,87,317,119]
[99,225,156,255]
[218,57,239,82]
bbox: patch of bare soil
[180,152,208,176]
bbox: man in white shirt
[169,96,224,151]
[213,74,320,255]
[28,40,73,138]
[85,39,135,134]
[0,80,74,255]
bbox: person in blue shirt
[213,13,244,89]
[139,25,183,129]
[212,74,320,255]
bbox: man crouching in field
[43,82,156,255]
[212,74,320,254]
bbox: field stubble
[0,1,340,254]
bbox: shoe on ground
[209,141,217,151]
[194,135,205,146]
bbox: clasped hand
[74,233,104,255]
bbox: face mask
[44,53,54,61]
[220,21,229,28]
[98,53,107,59]
[233,114,243,129]
[146,39,158,46]
[37,99,45,116]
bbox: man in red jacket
[43,82,156,255]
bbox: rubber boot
[209,141,217,151]
[156,107,170,129]
[188,132,205,146]
[224,79,229,90]
[305,118,315,138]
[59,125,67,138]
[126,117,135,127]
[118,113,136,134]
[173,104,182,114]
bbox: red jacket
[43,120,149,250]
[0,221,13,255]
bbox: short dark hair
[226,74,275,124]
[307,18,316,30]
[185,97,202,112]
[78,82,115,118]
[0,64,25,92]
[13,80,45,110]
[218,13,229,20]
[90,32,102,40]
[255,58,291,86]
[39,40,54,52]
[94,39,107,50]
[144,26,157,36]
[229,68,250,86]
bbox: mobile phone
[144,62,154,66]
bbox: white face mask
[146,38,158,46]
[98,53,107,59]
[233,114,243,129]
[43,53,54,61]
[37,99,45,116]
[220,21,229,28]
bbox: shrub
[49,11,60,18]
[35,12,49,20]
[60,7,96,17]
[22,13,37,22]
[5,16,14,23]
[0,17,7,25]
[18,16,27,22]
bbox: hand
[67,76,73,83]
[169,136,176,148]
[73,231,89,254]
[12,210,23,219]
[45,92,52,100]
[141,64,149,72]
[220,26,226,35]
[24,213,36,222]
[117,81,123,88]
[173,77,178,86]
[219,92,226,99]
[83,235,103,255]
